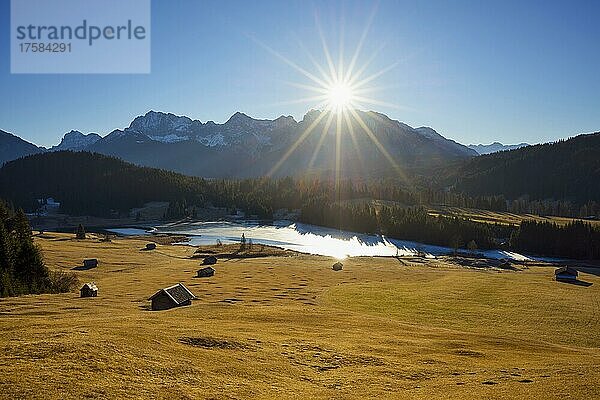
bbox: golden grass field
[1,233,599,399]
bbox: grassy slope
[0,234,598,399]
[428,205,600,227]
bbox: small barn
[80,283,98,297]
[555,266,578,282]
[149,283,195,311]
[332,262,343,271]
[202,255,218,265]
[197,266,215,277]
[145,243,156,250]
[83,259,98,269]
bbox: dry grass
[428,205,600,227]
[0,233,598,399]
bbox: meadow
[0,233,598,399]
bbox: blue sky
[1,0,599,147]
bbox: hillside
[0,129,42,165]
[453,132,600,205]
[0,151,208,216]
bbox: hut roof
[81,283,98,291]
[149,283,195,305]
[555,266,578,276]
[202,255,218,265]
[332,261,343,270]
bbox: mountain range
[467,142,529,155]
[0,110,480,178]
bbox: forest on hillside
[452,132,600,207]
[1,151,599,260]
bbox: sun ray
[308,111,335,169]
[315,12,339,84]
[348,108,414,189]
[344,4,378,83]
[253,6,417,185]
[337,14,345,83]
[267,109,329,177]
[351,95,415,112]
[284,81,330,95]
[346,43,386,85]
[266,95,329,107]
[293,35,334,86]
[334,110,344,199]
[249,35,330,89]
[342,110,367,176]
[350,61,399,89]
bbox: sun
[256,5,412,189]
[326,82,354,112]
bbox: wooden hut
[80,283,98,297]
[149,283,195,311]
[83,259,98,269]
[555,266,578,282]
[197,266,215,278]
[202,255,218,265]
[332,262,343,271]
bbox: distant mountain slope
[454,132,600,204]
[0,129,42,165]
[85,109,476,178]
[467,142,529,155]
[1,109,477,179]
[0,151,208,215]
[50,130,101,151]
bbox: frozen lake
[137,220,540,261]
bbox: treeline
[452,132,600,207]
[511,220,600,260]
[301,203,506,250]
[0,201,77,297]
[2,151,600,259]
[0,151,521,219]
[0,151,208,216]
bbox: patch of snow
[197,134,228,147]
[148,134,188,143]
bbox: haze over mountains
[467,142,529,155]
[1,110,599,212]
[0,110,481,178]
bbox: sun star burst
[255,7,412,192]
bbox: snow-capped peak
[51,130,101,151]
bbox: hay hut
[332,262,343,271]
[145,243,156,250]
[83,259,98,269]
[202,255,218,265]
[80,283,98,297]
[555,266,578,282]
[149,283,195,311]
[197,266,215,277]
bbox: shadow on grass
[557,279,593,287]
[71,265,96,271]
